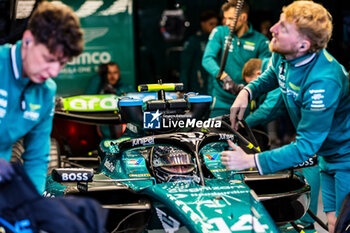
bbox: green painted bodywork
[142,180,279,233]
[99,141,279,232]
[46,139,281,232]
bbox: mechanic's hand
[0,158,14,183]
[221,140,255,170]
[230,88,250,130]
[222,76,244,95]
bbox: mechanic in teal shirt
[0,2,83,194]
[202,0,270,117]
[223,2,350,232]
[179,11,218,95]
[242,58,319,230]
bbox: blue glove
[0,158,14,183]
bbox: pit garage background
[0,0,349,97]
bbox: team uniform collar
[240,22,254,38]
[11,40,32,111]
[282,52,317,68]
[224,22,254,38]
[246,22,254,34]
[10,40,25,81]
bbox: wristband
[243,87,252,101]
[254,153,263,175]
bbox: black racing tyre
[10,138,60,174]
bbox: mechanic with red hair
[222,1,350,232]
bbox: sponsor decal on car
[126,158,145,167]
[131,137,155,146]
[166,196,213,231]
[129,173,151,177]
[64,95,117,111]
[104,159,115,172]
[156,208,180,233]
[61,172,90,181]
[206,215,269,232]
[210,168,227,173]
[218,133,235,141]
[204,153,219,161]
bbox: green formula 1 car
[45,82,312,233]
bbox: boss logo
[52,168,94,183]
[294,157,317,168]
[62,172,89,181]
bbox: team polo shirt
[0,40,56,193]
[247,51,350,174]
[202,24,271,103]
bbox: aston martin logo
[83,27,109,43]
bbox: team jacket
[247,51,350,174]
[0,40,56,193]
[202,24,270,105]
